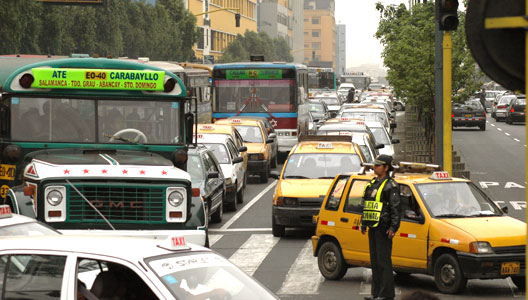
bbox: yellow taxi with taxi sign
[215,118,273,183]
[270,135,366,237]
[311,162,526,294]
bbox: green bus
[0,56,208,245]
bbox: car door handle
[340,217,348,223]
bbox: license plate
[501,262,520,275]
[464,114,472,117]
[0,164,16,181]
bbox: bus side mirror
[0,104,8,135]
[185,112,194,145]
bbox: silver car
[492,94,516,121]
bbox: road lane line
[278,240,323,295]
[229,234,280,276]
[491,123,495,127]
[210,228,271,232]
[505,132,511,136]
[219,180,277,230]
[514,138,520,142]
[497,128,503,131]
[209,234,223,246]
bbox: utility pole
[203,0,210,57]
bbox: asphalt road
[206,115,524,300]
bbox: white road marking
[209,234,223,246]
[505,132,510,136]
[278,240,323,295]
[514,138,520,142]
[219,180,277,230]
[491,123,495,127]
[228,234,279,276]
[210,228,271,232]
[497,128,503,131]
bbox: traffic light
[436,0,459,31]
[235,13,241,27]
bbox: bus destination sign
[31,68,165,91]
[226,69,282,80]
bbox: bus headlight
[168,190,185,207]
[46,189,64,206]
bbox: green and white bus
[0,56,209,245]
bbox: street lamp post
[203,0,210,56]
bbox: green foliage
[218,30,293,63]
[0,0,199,61]
[375,2,482,134]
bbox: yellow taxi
[197,123,248,178]
[215,118,273,183]
[311,162,526,294]
[270,136,366,237]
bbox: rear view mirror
[266,138,274,144]
[207,171,219,179]
[270,171,281,179]
[239,146,247,152]
[501,206,509,214]
[185,113,194,144]
[391,139,400,144]
[269,133,276,139]
[375,143,385,149]
[232,156,243,164]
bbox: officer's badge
[370,189,378,198]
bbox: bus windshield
[10,97,182,145]
[214,79,296,113]
[308,72,335,90]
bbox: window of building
[304,32,308,35]
[312,18,320,24]
[312,31,320,37]
[312,42,320,50]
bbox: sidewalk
[393,111,406,162]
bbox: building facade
[186,0,258,62]
[303,0,335,69]
[335,23,345,77]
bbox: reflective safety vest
[361,178,389,228]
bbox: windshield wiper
[284,175,311,179]
[468,213,501,217]
[104,133,144,146]
[318,176,336,179]
[435,214,466,218]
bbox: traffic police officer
[361,155,401,300]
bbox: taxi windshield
[283,153,362,179]
[234,125,263,143]
[203,143,230,164]
[147,252,278,300]
[341,111,387,125]
[187,155,205,183]
[416,182,503,217]
[370,127,390,145]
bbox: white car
[338,107,391,133]
[0,205,59,236]
[0,235,279,300]
[197,133,245,211]
[315,93,342,118]
[365,121,400,156]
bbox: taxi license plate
[500,262,520,275]
[0,164,16,181]
[464,114,472,117]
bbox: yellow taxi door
[335,178,371,266]
[391,184,429,270]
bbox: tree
[375,2,482,149]
[219,31,293,63]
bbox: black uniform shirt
[362,175,402,232]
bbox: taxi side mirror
[266,138,274,144]
[270,171,280,179]
[207,171,219,179]
[232,156,243,164]
[501,206,509,214]
[391,139,400,144]
[239,146,247,152]
[269,133,276,139]
[375,143,385,149]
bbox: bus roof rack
[298,135,352,143]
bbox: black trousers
[368,226,395,298]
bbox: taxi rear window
[234,126,263,143]
[283,153,362,179]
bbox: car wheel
[317,241,347,280]
[228,183,238,211]
[511,276,526,291]
[260,164,270,183]
[211,199,223,223]
[434,253,467,294]
[237,185,244,204]
[479,124,486,131]
[272,216,285,237]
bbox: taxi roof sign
[200,125,214,130]
[430,171,451,180]
[158,236,191,251]
[317,142,334,149]
[231,119,242,124]
[0,205,12,219]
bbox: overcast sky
[334,0,408,68]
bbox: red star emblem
[122,169,128,174]
[101,169,108,174]
[64,169,70,174]
[162,170,167,175]
[83,169,89,174]
[140,170,146,175]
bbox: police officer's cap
[374,154,394,170]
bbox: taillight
[451,114,454,118]
[511,108,515,112]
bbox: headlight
[469,241,494,254]
[46,189,63,206]
[168,191,184,207]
